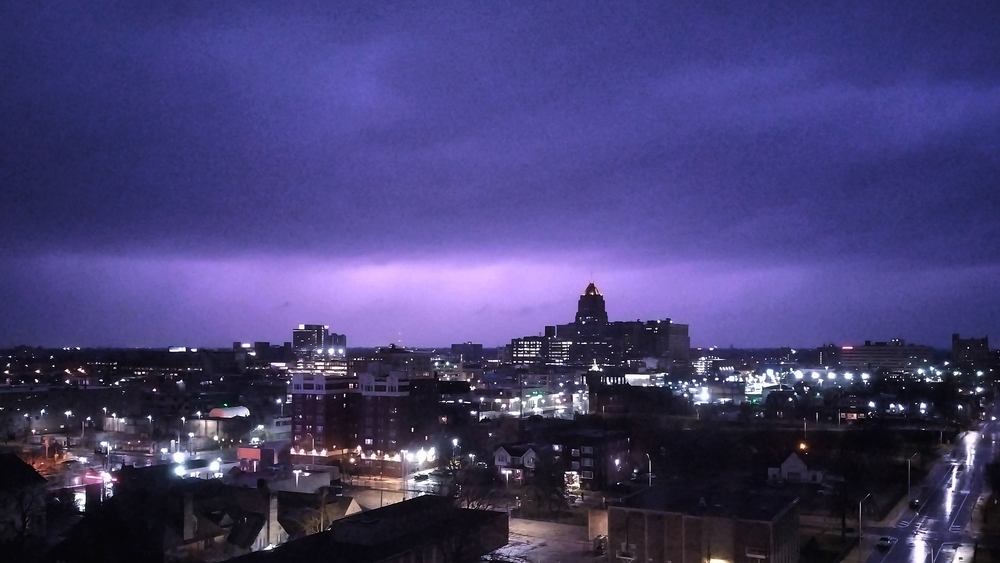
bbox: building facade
[604,488,799,563]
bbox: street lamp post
[645,453,652,487]
[400,449,409,500]
[859,493,872,540]
[907,453,919,501]
[277,399,284,418]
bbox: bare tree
[0,483,46,563]
[454,467,505,511]
[292,506,334,536]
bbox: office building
[840,339,934,374]
[292,325,347,359]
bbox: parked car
[909,499,922,509]
[413,474,430,481]
[877,537,893,550]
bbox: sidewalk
[841,451,954,563]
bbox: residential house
[494,444,539,486]
[51,469,290,563]
[768,453,824,485]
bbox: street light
[907,453,919,501]
[859,493,872,540]
[645,453,652,487]
[400,449,409,500]
[306,433,316,467]
[277,399,284,417]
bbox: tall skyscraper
[575,282,609,327]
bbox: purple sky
[2,1,999,349]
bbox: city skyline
[3,1,999,349]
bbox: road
[863,406,996,563]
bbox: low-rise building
[599,487,799,563]
[494,443,540,486]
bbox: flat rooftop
[615,487,797,522]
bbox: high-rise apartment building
[289,346,441,461]
[357,372,439,454]
[289,372,359,452]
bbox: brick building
[600,487,798,563]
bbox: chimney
[268,493,280,546]
[183,493,197,540]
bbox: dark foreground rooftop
[616,486,798,522]
[232,495,508,563]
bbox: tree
[523,454,568,514]
[0,483,45,546]
[455,467,504,511]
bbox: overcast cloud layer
[2,1,999,348]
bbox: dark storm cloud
[4,0,998,259]
[2,1,999,347]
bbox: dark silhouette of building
[575,282,609,328]
[451,342,484,362]
[511,283,690,368]
[228,495,508,563]
[601,488,798,563]
[952,333,990,367]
